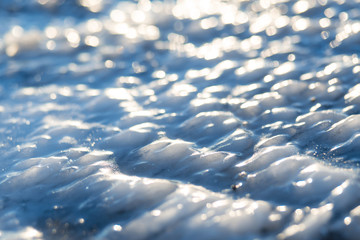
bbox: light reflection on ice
[2,0,360,239]
[105,88,133,100]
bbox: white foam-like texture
[1,0,360,239]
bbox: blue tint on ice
[1,0,360,239]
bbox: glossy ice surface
[1,0,360,239]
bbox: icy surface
[1,0,360,239]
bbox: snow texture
[1,0,360,239]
